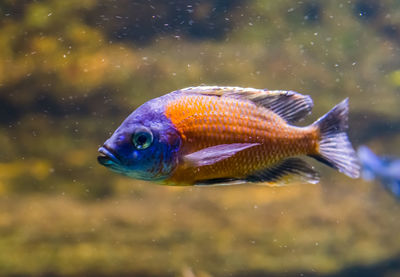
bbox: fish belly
[164,94,318,185]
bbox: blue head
[98,97,181,181]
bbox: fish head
[98,98,181,181]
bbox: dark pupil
[136,134,148,145]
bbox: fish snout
[97,145,120,167]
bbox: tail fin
[310,98,360,178]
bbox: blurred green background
[1,0,400,276]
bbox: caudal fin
[310,98,360,178]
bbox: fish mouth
[97,146,120,167]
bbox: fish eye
[132,127,153,150]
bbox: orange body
[164,94,319,185]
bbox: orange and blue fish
[98,86,360,186]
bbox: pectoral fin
[183,143,259,167]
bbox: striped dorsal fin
[179,86,313,123]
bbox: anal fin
[193,158,320,186]
[245,158,320,185]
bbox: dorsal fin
[180,86,313,123]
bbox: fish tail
[310,98,360,178]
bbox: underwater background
[1,0,400,276]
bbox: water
[0,1,400,276]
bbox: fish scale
[164,94,317,185]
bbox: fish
[358,145,400,198]
[98,86,360,186]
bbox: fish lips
[97,146,120,167]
